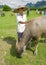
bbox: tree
[3,5,11,11]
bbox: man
[27,8,30,16]
[13,6,30,42]
[44,8,46,16]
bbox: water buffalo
[16,16,46,58]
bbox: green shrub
[30,7,36,10]
[3,5,11,11]
[38,7,46,10]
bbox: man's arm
[19,20,31,24]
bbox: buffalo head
[16,42,24,58]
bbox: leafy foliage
[3,5,11,11]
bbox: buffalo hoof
[33,51,37,56]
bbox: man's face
[18,8,23,15]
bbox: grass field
[0,10,46,65]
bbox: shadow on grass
[3,36,46,58]
[3,37,35,56]
[3,36,18,58]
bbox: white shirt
[16,13,27,33]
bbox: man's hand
[28,20,31,22]
[19,22,27,24]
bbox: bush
[3,5,11,11]
[38,7,44,10]
[30,7,36,10]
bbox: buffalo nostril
[17,53,22,58]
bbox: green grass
[0,11,17,38]
[0,12,17,29]
[5,43,46,65]
[0,10,46,65]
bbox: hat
[13,6,27,13]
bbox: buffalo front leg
[34,39,39,55]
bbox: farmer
[44,8,46,16]
[13,6,30,42]
[27,8,30,16]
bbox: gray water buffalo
[16,16,46,58]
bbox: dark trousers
[18,32,23,42]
